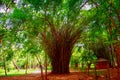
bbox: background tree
[88,0,120,67]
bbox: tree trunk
[35,55,44,80]
[44,52,47,80]
[25,54,28,74]
[3,62,7,76]
[3,50,7,76]
[114,42,120,67]
[12,60,20,71]
[51,58,70,74]
[51,47,71,74]
[75,62,78,68]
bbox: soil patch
[0,68,120,80]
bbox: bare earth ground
[0,68,120,80]
[0,72,91,80]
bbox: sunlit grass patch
[0,69,37,76]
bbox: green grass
[0,69,37,76]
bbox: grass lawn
[0,69,38,76]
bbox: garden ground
[0,68,120,80]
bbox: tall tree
[25,0,92,74]
[88,0,120,67]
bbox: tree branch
[79,0,89,10]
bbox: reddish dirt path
[47,72,92,80]
[0,68,120,80]
[0,72,92,80]
[0,74,40,80]
[88,68,120,80]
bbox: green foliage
[11,7,32,21]
[1,0,15,8]
[0,0,119,74]
[0,61,4,66]
[71,47,82,65]
[25,0,44,10]
[0,1,2,5]
[80,49,97,63]
[12,8,27,20]
[68,0,82,11]
[5,49,14,61]
[0,68,4,73]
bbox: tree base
[51,71,70,74]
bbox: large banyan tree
[24,0,93,74]
[40,1,85,74]
[39,0,93,74]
